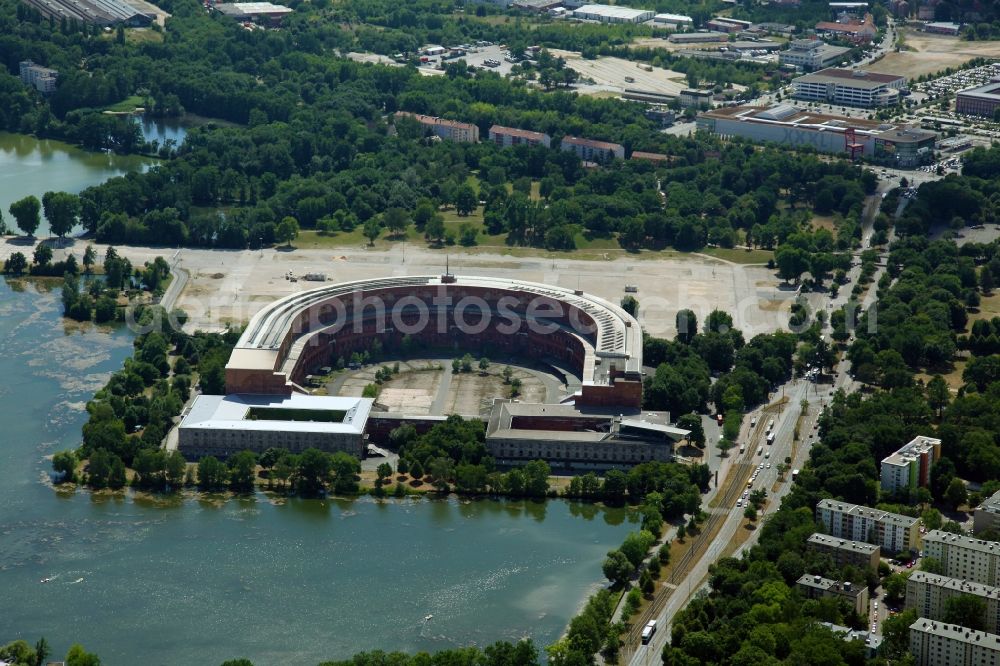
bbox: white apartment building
[791,68,905,108]
[880,435,942,495]
[906,571,1000,634]
[815,499,920,554]
[779,39,850,71]
[910,618,1000,666]
[488,125,552,148]
[923,530,1000,587]
[559,136,625,162]
[19,60,58,94]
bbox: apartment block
[922,530,1000,587]
[906,571,1000,634]
[19,60,58,94]
[910,618,1000,666]
[797,574,869,616]
[488,125,551,148]
[394,112,480,143]
[974,490,1000,535]
[815,499,920,554]
[880,436,942,495]
[559,136,625,162]
[791,68,905,108]
[806,533,881,572]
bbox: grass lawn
[125,28,164,45]
[701,247,774,264]
[103,95,145,113]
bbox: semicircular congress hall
[178,272,690,469]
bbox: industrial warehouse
[20,0,152,25]
[179,274,690,469]
[697,104,936,167]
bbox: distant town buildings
[559,135,625,161]
[922,530,1000,587]
[815,12,878,43]
[905,571,1000,634]
[214,1,292,25]
[815,498,920,553]
[956,79,1000,118]
[796,574,870,616]
[19,60,58,94]
[806,533,881,572]
[791,67,906,108]
[488,125,552,148]
[779,39,851,71]
[910,618,1000,666]
[696,104,935,167]
[974,489,1000,535]
[20,0,151,25]
[572,3,653,23]
[395,112,480,143]
[880,436,942,494]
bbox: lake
[0,278,633,665]
[0,132,156,238]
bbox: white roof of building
[816,499,919,528]
[924,529,1000,555]
[179,393,372,434]
[910,618,1000,647]
[882,435,940,467]
[978,489,1000,515]
[574,3,651,19]
[908,571,1000,599]
[653,12,693,22]
[231,2,291,12]
[807,532,880,554]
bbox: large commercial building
[486,401,688,470]
[910,618,1000,666]
[215,2,292,25]
[19,61,58,94]
[667,31,728,44]
[956,80,1000,119]
[905,571,1000,634]
[925,21,962,35]
[779,39,851,71]
[706,17,751,33]
[560,136,625,162]
[696,104,936,167]
[488,125,551,148]
[395,112,480,143]
[806,533,881,572]
[797,574,869,616]
[20,0,151,25]
[922,530,1000,587]
[680,89,714,108]
[880,435,942,494]
[652,12,693,28]
[974,490,1000,535]
[572,4,653,23]
[178,393,372,459]
[791,68,906,108]
[815,499,920,554]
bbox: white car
[766,463,771,469]
[736,499,743,508]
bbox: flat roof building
[807,533,881,572]
[957,80,1000,119]
[178,393,372,460]
[818,622,882,657]
[815,12,877,43]
[791,67,906,108]
[910,618,1000,666]
[20,0,151,25]
[560,135,625,162]
[797,574,870,616]
[906,571,1000,634]
[680,89,714,108]
[19,61,58,94]
[572,4,653,23]
[779,39,851,72]
[696,104,935,167]
[488,125,551,148]
[923,530,1000,587]
[667,30,728,43]
[815,498,920,554]
[653,12,693,27]
[925,21,962,35]
[706,18,750,33]
[880,435,941,495]
[215,1,292,25]
[395,112,480,143]
[630,151,669,163]
[975,489,1000,535]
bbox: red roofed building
[630,151,669,163]
[488,125,552,148]
[815,12,878,43]
[560,136,625,162]
[394,111,480,143]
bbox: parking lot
[416,44,519,76]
